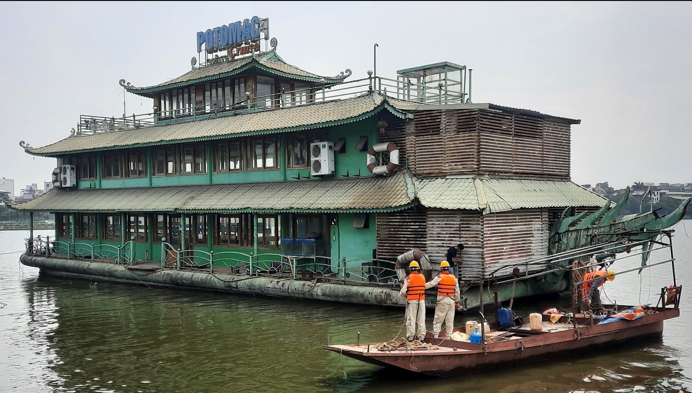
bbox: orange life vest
[583,271,607,291]
[406,273,426,300]
[437,272,457,297]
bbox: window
[256,76,275,108]
[234,78,246,106]
[126,150,147,178]
[295,83,309,105]
[257,215,278,247]
[216,214,242,246]
[194,214,207,245]
[103,152,122,178]
[78,155,97,180]
[356,136,369,152]
[280,83,292,107]
[293,214,322,239]
[287,132,321,168]
[77,214,97,239]
[159,87,194,117]
[181,143,206,174]
[352,213,369,229]
[249,138,276,169]
[103,214,121,240]
[215,141,243,172]
[155,214,168,242]
[168,216,181,246]
[58,214,71,237]
[128,214,148,242]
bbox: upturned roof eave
[125,58,347,98]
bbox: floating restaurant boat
[10,16,691,310]
[323,231,683,377]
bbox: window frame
[103,214,122,241]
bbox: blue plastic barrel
[498,308,514,328]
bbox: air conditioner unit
[310,141,335,176]
[60,165,76,188]
[51,167,61,188]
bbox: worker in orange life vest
[425,261,461,339]
[399,260,427,342]
[583,270,616,306]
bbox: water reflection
[3,227,692,392]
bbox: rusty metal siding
[425,209,483,281]
[482,209,550,279]
[376,211,427,260]
[378,114,408,168]
[543,121,570,177]
[478,111,514,175]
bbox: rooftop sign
[196,17,269,54]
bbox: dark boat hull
[323,306,679,377]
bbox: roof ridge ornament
[270,37,277,51]
[19,140,32,149]
[119,79,134,88]
[335,69,352,80]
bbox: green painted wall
[101,178,151,189]
[210,170,283,184]
[335,212,377,261]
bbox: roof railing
[74,73,472,135]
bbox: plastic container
[465,321,478,336]
[530,312,543,331]
[498,308,514,328]
[451,331,469,342]
[469,327,482,344]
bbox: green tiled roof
[16,172,605,214]
[415,177,606,213]
[125,51,348,97]
[25,93,397,156]
[14,170,414,214]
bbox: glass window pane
[252,140,263,168]
[229,142,240,170]
[265,138,275,168]
[184,146,193,173]
[224,80,231,108]
[218,143,228,172]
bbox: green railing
[26,235,134,265]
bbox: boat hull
[323,306,679,377]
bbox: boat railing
[25,235,135,265]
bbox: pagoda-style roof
[124,51,351,98]
[23,92,407,157]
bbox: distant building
[43,181,53,193]
[14,183,44,203]
[593,182,614,196]
[0,178,14,198]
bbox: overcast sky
[0,1,690,196]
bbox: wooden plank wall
[425,210,483,281]
[376,211,427,260]
[404,108,571,179]
[482,209,550,279]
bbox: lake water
[1,222,692,393]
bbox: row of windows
[157,76,314,119]
[73,131,348,180]
[57,213,327,249]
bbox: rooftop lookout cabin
[15,18,621,307]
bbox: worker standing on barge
[400,261,427,341]
[425,261,461,339]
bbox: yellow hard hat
[606,270,616,281]
[440,261,450,268]
[409,261,420,269]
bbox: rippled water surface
[2,223,692,392]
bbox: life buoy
[366,142,399,176]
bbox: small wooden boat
[323,302,680,377]
[323,229,683,377]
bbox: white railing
[77,75,471,134]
